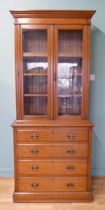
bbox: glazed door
[54,25,89,119]
[16,24,90,120]
[21,25,53,119]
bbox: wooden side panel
[82,25,91,119]
[13,128,18,192]
[15,25,23,119]
[87,127,92,191]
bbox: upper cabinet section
[10,10,95,120]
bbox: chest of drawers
[12,121,93,202]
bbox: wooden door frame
[15,25,23,120]
[53,24,91,120]
[15,24,54,120]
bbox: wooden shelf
[58,94,82,98]
[58,74,82,79]
[24,73,48,76]
[23,52,47,57]
[24,94,48,97]
[24,73,82,77]
[23,52,82,58]
[58,53,82,58]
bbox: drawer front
[17,160,87,175]
[17,177,87,192]
[17,143,88,158]
[16,129,88,142]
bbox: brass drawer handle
[32,165,39,170]
[68,132,76,139]
[31,149,39,154]
[67,183,74,187]
[67,149,75,154]
[31,183,39,188]
[67,165,75,170]
[31,133,39,139]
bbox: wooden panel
[12,119,94,127]
[17,143,88,158]
[17,177,87,192]
[87,127,92,191]
[13,191,93,202]
[17,160,87,176]
[15,25,23,120]
[81,25,91,119]
[10,10,96,19]
[16,128,88,142]
[14,18,91,25]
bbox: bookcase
[11,10,95,202]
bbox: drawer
[17,177,87,192]
[16,128,88,142]
[17,160,87,176]
[17,143,88,158]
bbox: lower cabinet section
[17,177,87,192]
[12,123,93,202]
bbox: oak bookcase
[11,10,95,202]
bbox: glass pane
[24,96,47,115]
[58,30,82,56]
[22,29,48,116]
[23,57,48,74]
[57,30,83,116]
[58,97,82,115]
[23,30,47,53]
[24,76,47,94]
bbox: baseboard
[92,168,105,176]
[0,169,14,177]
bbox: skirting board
[91,168,105,176]
[0,168,105,177]
[0,169,14,177]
